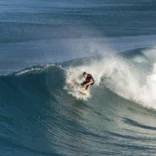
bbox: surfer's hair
[83,72,87,75]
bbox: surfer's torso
[81,74,94,90]
[85,74,94,84]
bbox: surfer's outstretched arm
[71,79,77,85]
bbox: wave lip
[63,49,156,110]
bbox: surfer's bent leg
[85,85,89,90]
[81,81,94,90]
[81,81,87,86]
[81,81,88,90]
[85,82,94,90]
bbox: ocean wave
[1,49,156,155]
[1,48,156,110]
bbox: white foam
[143,46,156,61]
[65,50,156,109]
[15,64,55,76]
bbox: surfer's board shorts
[81,82,94,90]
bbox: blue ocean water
[1,0,156,155]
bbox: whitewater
[64,48,156,109]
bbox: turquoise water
[1,0,156,156]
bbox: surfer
[71,72,94,90]
[81,72,94,90]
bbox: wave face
[1,50,156,155]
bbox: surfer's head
[83,72,87,78]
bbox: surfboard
[80,87,88,95]
[71,80,88,95]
